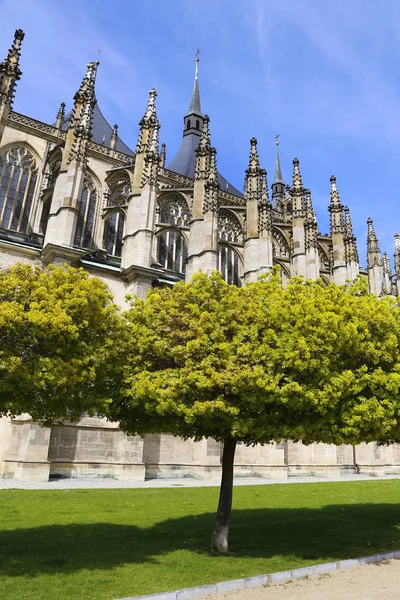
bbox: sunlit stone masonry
[1,29,399,482]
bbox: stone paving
[1,472,400,490]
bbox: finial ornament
[110,123,119,150]
[55,101,66,129]
[394,234,400,276]
[0,28,25,107]
[203,146,219,214]
[367,217,382,267]
[66,60,99,164]
[292,157,303,189]
[159,142,166,168]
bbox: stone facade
[1,29,400,482]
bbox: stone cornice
[6,111,133,165]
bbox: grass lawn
[1,480,400,599]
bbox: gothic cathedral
[1,30,399,482]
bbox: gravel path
[1,473,400,490]
[207,560,400,600]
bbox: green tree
[0,263,123,423]
[110,270,400,552]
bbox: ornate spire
[328,175,344,235]
[203,147,219,214]
[110,124,119,150]
[367,217,382,267]
[182,54,204,137]
[343,206,354,236]
[55,102,66,129]
[292,158,303,190]
[343,206,359,264]
[0,29,24,108]
[73,60,99,108]
[66,61,99,164]
[258,168,272,235]
[141,121,160,187]
[137,88,158,153]
[383,252,391,275]
[141,88,158,126]
[159,142,166,168]
[291,158,306,218]
[260,169,269,205]
[244,137,262,201]
[187,55,201,115]
[329,175,341,207]
[273,135,283,184]
[195,115,211,180]
[394,233,400,276]
[304,192,318,250]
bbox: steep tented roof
[61,103,135,157]
[167,134,243,197]
[166,58,243,198]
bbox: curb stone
[116,550,399,600]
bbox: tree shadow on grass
[1,503,400,577]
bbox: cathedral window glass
[156,195,190,274]
[219,244,241,286]
[103,211,125,257]
[272,230,290,258]
[74,179,98,249]
[157,194,190,226]
[218,210,244,243]
[157,230,188,273]
[0,146,38,234]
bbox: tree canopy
[110,270,400,551]
[0,263,123,423]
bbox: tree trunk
[211,437,237,552]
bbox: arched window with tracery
[219,244,242,286]
[102,172,130,257]
[74,178,98,249]
[156,194,190,274]
[272,229,290,258]
[218,210,244,243]
[0,146,39,234]
[157,194,190,226]
[157,229,188,273]
[103,211,125,257]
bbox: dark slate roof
[167,133,243,198]
[61,103,135,157]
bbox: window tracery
[74,178,98,249]
[318,246,331,271]
[105,172,130,208]
[218,210,244,243]
[103,211,125,257]
[157,229,187,273]
[272,229,290,258]
[219,244,241,286]
[157,194,190,226]
[0,146,39,234]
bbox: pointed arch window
[219,244,241,286]
[157,194,190,226]
[103,211,125,257]
[218,211,244,243]
[74,179,98,249]
[157,230,187,274]
[0,146,39,234]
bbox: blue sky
[1,0,400,266]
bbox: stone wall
[47,417,144,480]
